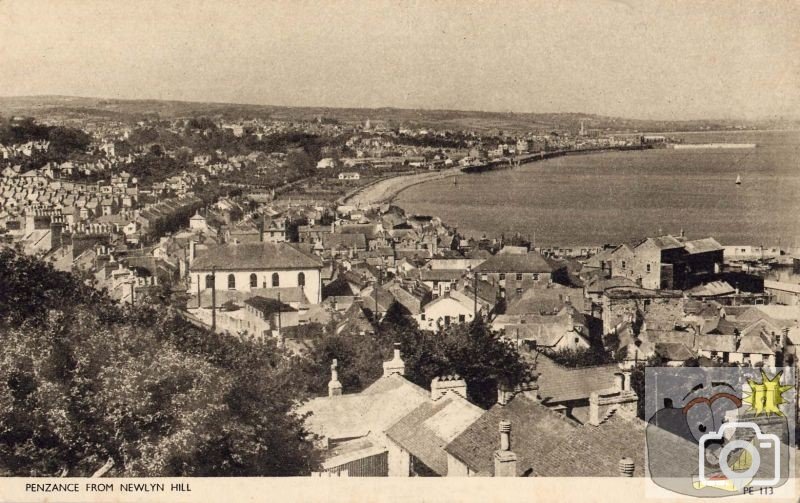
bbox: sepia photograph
[0,1,799,501]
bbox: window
[420,313,426,321]
[444,316,451,326]
[249,273,257,288]
[574,337,580,344]
[205,274,214,289]
[646,264,651,273]
[516,288,523,294]
[499,273,506,281]
[532,273,539,281]
[621,261,626,269]
[516,273,523,281]
[480,273,488,281]
[459,314,466,323]
[298,272,305,287]
[227,274,236,289]
[272,273,280,287]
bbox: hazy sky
[1,0,798,120]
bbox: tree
[0,249,321,476]
[306,309,535,409]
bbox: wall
[603,294,684,335]
[446,454,472,477]
[480,271,552,301]
[191,267,322,304]
[386,440,411,477]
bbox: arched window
[205,274,214,289]
[298,272,305,287]
[249,273,257,288]
[272,273,280,287]
[228,274,236,289]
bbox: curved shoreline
[342,168,465,207]
[343,146,647,208]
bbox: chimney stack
[493,420,517,477]
[382,343,405,377]
[497,381,515,406]
[431,375,467,401]
[613,372,624,392]
[328,359,342,397]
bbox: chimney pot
[494,420,517,477]
[328,358,342,397]
[618,457,635,477]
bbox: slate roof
[299,374,429,442]
[385,395,483,476]
[645,235,684,251]
[243,296,297,315]
[505,286,584,315]
[535,354,620,404]
[189,286,309,308]
[737,333,775,355]
[474,252,556,274]
[535,412,646,477]
[683,237,724,255]
[696,334,738,353]
[444,394,578,476]
[191,242,322,271]
[419,269,464,282]
[323,233,367,250]
[584,275,639,294]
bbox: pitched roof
[419,269,464,282]
[535,413,646,477]
[737,333,775,355]
[643,235,684,251]
[191,242,322,271]
[444,394,578,476]
[385,394,483,475]
[473,252,556,274]
[299,374,429,442]
[323,233,367,250]
[505,286,583,315]
[535,354,620,404]
[683,237,723,254]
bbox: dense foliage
[0,248,320,476]
[305,303,535,409]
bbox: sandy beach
[342,168,465,207]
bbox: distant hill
[0,95,796,133]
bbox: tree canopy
[304,303,535,409]
[0,248,320,476]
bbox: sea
[394,130,800,248]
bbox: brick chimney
[431,375,467,401]
[494,420,517,477]
[328,359,342,397]
[382,343,405,377]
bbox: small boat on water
[735,174,742,185]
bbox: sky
[1,0,798,120]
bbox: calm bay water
[395,131,800,247]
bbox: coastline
[343,146,649,208]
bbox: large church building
[189,241,323,304]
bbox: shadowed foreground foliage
[0,248,320,476]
